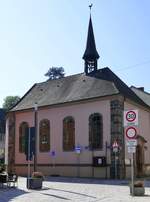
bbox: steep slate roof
[11,67,149,112]
[131,86,150,107]
[82,16,99,60]
[88,68,149,108]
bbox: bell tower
[82,4,99,74]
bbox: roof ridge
[36,72,84,85]
[131,86,150,96]
[90,67,150,108]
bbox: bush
[134,181,144,187]
[32,172,44,179]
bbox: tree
[45,67,65,80]
[3,96,20,111]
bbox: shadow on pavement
[0,187,28,202]
[44,176,129,186]
[141,194,150,197]
[45,187,97,199]
[41,192,70,200]
[44,176,150,188]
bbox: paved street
[0,177,150,201]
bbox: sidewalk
[0,177,150,201]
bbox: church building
[5,14,150,179]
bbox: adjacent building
[0,109,5,163]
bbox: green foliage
[32,171,44,179]
[134,181,144,187]
[3,96,20,111]
[45,67,65,80]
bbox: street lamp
[34,102,38,172]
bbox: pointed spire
[83,16,99,60]
[83,6,99,74]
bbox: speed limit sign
[126,111,136,122]
[124,110,138,127]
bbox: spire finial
[89,3,93,12]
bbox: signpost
[27,128,30,189]
[51,150,56,168]
[124,109,138,196]
[25,127,35,189]
[75,146,81,177]
[75,146,81,154]
[112,140,119,179]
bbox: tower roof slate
[82,16,99,60]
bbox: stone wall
[110,99,125,179]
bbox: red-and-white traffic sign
[125,126,137,139]
[124,110,138,127]
[112,141,119,148]
[126,110,136,122]
[112,140,119,153]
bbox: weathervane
[89,3,93,12]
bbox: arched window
[39,119,50,152]
[19,122,29,153]
[63,116,75,151]
[89,113,103,150]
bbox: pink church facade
[5,92,150,178]
[5,14,150,179]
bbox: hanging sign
[50,150,56,157]
[126,139,137,146]
[25,127,35,161]
[128,146,136,153]
[75,146,81,154]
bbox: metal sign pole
[77,153,80,177]
[115,151,117,179]
[131,153,134,196]
[51,151,55,169]
[105,141,108,179]
[112,142,118,179]
[52,156,55,168]
[34,103,38,172]
[27,128,31,189]
[124,110,138,196]
[75,146,81,177]
[92,149,94,178]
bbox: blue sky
[0,0,150,107]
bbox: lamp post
[34,102,38,172]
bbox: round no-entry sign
[126,126,137,139]
[126,110,136,122]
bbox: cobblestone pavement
[0,177,150,201]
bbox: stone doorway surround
[135,135,147,177]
